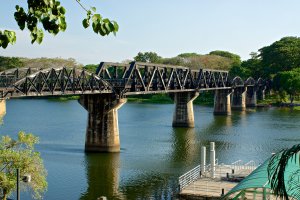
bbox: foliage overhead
[0,132,47,200]
[1,0,119,48]
[268,144,300,200]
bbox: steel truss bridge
[0,62,267,98]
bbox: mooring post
[214,89,232,115]
[171,92,199,127]
[210,142,216,178]
[201,146,206,176]
[79,94,127,152]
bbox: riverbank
[41,92,300,109]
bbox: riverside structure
[0,62,268,152]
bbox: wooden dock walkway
[179,164,256,200]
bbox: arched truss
[245,77,255,86]
[256,78,265,86]
[0,67,112,98]
[231,76,244,88]
[96,61,230,95]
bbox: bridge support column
[171,92,199,128]
[214,89,232,115]
[0,99,6,118]
[231,87,247,111]
[257,87,266,101]
[246,87,257,107]
[79,94,127,152]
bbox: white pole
[210,142,216,178]
[201,146,206,176]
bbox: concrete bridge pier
[79,94,127,152]
[171,92,199,128]
[0,99,6,122]
[214,89,232,115]
[231,87,247,111]
[257,87,266,100]
[246,87,257,107]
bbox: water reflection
[171,128,198,165]
[120,172,176,200]
[80,153,125,200]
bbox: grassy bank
[127,92,215,106]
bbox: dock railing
[178,159,257,192]
[178,165,200,190]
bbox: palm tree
[268,143,300,199]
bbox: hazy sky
[1,0,300,64]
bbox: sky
[0,0,300,65]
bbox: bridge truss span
[96,61,230,96]
[0,67,112,98]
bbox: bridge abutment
[171,92,199,128]
[79,94,126,153]
[231,87,247,111]
[214,89,232,115]
[246,87,257,107]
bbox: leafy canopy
[259,36,300,77]
[134,52,162,63]
[273,68,300,103]
[1,0,119,48]
[0,132,47,200]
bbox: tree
[0,56,24,71]
[177,53,199,58]
[209,50,241,66]
[268,144,300,199]
[0,0,119,48]
[259,37,300,78]
[273,68,300,104]
[0,132,47,200]
[134,52,162,63]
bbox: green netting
[222,153,300,199]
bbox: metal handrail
[179,165,201,191]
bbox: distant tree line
[133,37,300,104]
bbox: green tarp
[222,153,300,199]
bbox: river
[1,99,300,200]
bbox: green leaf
[113,21,119,32]
[92,14,101,23]
[91,7,96,12]
[59,17,67,31]
[59,7,66,15]
[99,24,107,36]
[92,22,98,33]
[36,29,44,44]
[4,30,16,44]
[82,19,90,29]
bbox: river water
[1,99,300,200]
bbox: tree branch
[75,0,89,12]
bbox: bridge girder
[0,67,112,98]
[0,62,269,98]
[97,61,230,97]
